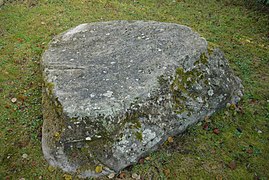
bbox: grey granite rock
[41,20,243,177]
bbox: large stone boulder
[41,20,243,178]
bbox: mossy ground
[0,0,268,179]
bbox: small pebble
[108,173,115,179]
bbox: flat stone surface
[41,20,243,178]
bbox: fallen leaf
[95,165,102,173]
[203,123,209,130]
[216,174,223,180]
[17,95,27,102]
[63,174,72,180]
[228,161,236,170]
[213,128,220,135]
[246,149,253,154]
[5,104,11,109]
[145,157,151,161]
[168,136,174,143]
[17,38,23,43]
[164,169,170,177]
[138,158,144,164]
[119,172,126,179]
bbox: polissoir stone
[41,20,243,177]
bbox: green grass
[0,0,268,179]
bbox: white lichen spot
[218,94,224,102]
[103,91,113,97]
[187,77,192,82]
[158,48,162,52]
[196,97,204,103]
[208,89,214,96]
[195,84,202,90]
[106,33,110,36]
[110,62,116,65]
[142,129,156,146]
[93,106,101,110]
[85,137,91,141]
[95,135,102,138]
[90,93,95,98]
[206,68,210,74]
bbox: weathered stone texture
[41,20,243,178]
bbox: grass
[0,0,268,179]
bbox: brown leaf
[216,174,223,180]
[119,172,126,179]
[17,95,27,102]
[164,169,170,177]
[138,158,144,164]
[203,123,209,130]
[5,104,11,109]
[228,161,236,170]
[246,149,253,154]
[213,128,220,135]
